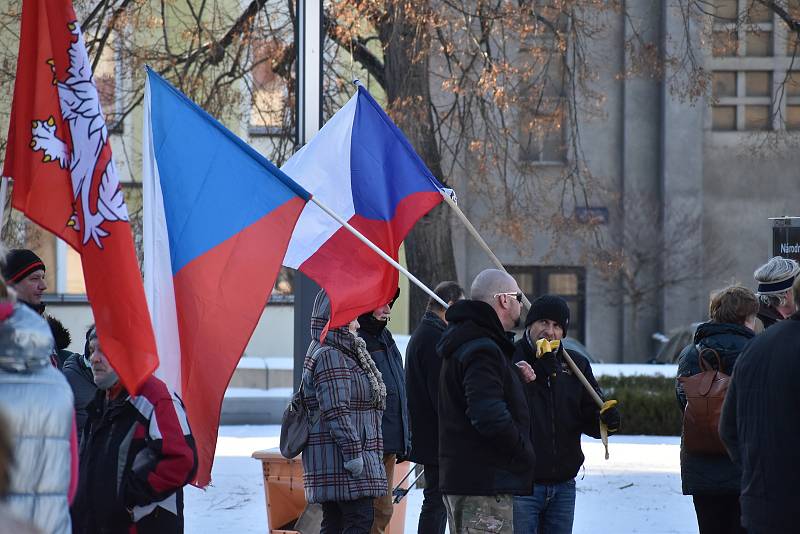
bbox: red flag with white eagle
[3,0,158,393]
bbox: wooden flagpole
[439,189,612,458]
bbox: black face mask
[358,312,388,338]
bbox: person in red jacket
[71,326,197,533]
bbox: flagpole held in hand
[439,188,613,458]
[309,196,448,309]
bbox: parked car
[650,323,701,363]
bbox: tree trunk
[379,1,457,329]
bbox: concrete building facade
[452,0,800,362]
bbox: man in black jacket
[357,289,409,534]
[719,277,800,534]
[438,269,536,534]
[405,281,464,534]
[72,328,197,533]
[513,295,620,534]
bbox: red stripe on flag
[300,191,443,330]
[171,198,307,486]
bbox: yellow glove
[535,338,561,358]
[599,399,619,460]
[599,399,620,433]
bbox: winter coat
[0,503,41,534]
[300,292,387,504]
[0,303,74,534]
[756,302,783,330]
[675,321,753,496]
[437,300,535,496]
[62,352,98,436]
[719,312,800,534]
[405,310,446,465]
[514,332,605,484]
[358,314,410,457]
[71,375,198,534]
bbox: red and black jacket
[71,375,197,534]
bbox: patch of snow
[593,363,678,377]
[185,429,699,534]
[224,387,293,398]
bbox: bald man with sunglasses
[436,269,536,534]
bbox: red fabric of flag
[3,0,158,393]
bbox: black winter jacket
[675,322,753,496]
[405,310,447,465]
[719,313,800,534]
[62,352,98,437]
[71,375,197,534]
[437,300,535,496]
[514,333,605,484]
[358,315,410,457]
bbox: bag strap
[297,345,328,403]
[697,346,724,374]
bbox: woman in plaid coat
[301,291,388,533]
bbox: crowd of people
[298,268,619,534]
[1,242,795,534]
[0,249,197,534]
[677,256,800,534]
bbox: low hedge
[597,375,682,436]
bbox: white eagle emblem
[29,21,128,248]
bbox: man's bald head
[471,269,518,304]
[470,269,522,330]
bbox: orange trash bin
[252,448,409,534]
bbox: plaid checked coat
[300,291,387,503]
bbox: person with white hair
[753,256,800,329]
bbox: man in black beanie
[2,249,47,314]
[512,295,620,534]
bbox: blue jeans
[512,479,576,534]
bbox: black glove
[537,353,559,379]
[599,401,621,434]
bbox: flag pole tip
[353,79,364,88]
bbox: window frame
[709,0,800,132]
[506,265,587,343]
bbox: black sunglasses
[494,291,523,303]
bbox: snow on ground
[185,428,698,534]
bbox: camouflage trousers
[442,494,514,533]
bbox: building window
[710,0,800,131]
[518,25,568,164]
[506,265,586,342]
[248,40,291,135]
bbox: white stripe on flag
[143,78,183,396]
[281,92,358,268]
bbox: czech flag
[282,85,445,332]
[3,0,158,393]
[142,68,310,486]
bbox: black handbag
[279,378,310,459]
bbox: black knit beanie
[525,295,570,334]
[3,249,45,283]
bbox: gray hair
[470,269,518,305]
[754,256,800,306]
